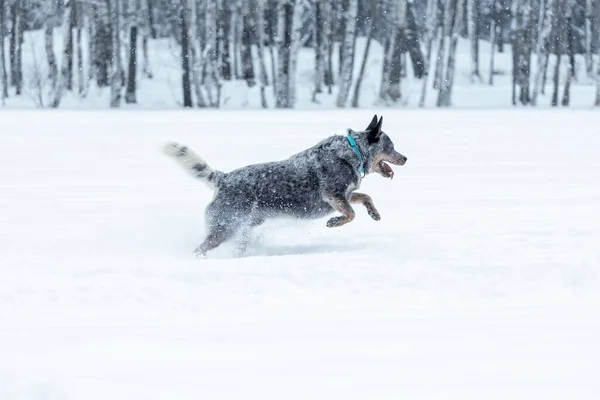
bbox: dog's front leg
[350,192,381,221]
[324,195,356,228]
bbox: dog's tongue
[379,161,394,179]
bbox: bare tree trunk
[532,0,553,104]
[275,0,295,108]
[596,44,600,105]
[550,0,563,107]
[87,10,96,86]
[10,0,23,95]
[147,0,157,38]
[0,0,7,100]
[434,0,450,90]
[313,0,324,97]
[511,0,533,105]
[351,0,377,108]
[241,0,256,87]
[219,1,232,80]
[561,0,573,106]
[232,0,243,79]
[66,0,77,92]
[467,0,481,81]
[200,0,220,107]
[584,0,593,79]
[181,0,193,107]
[109,0,122,108]
[51,0,76,108]
[405,0,425,78]
[336,0,357,107]
[45,25,58,95]
[488,0,497,85]
[419,0,438,106]
[254,0,269,107]
[438,0,465,107]
[125,22,138,103]
[189,0,207,107]
[77,26,85,97]
[324,0,334,94]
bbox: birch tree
[550,0,564,107]
[438,0,466,107]
[125,0,139,103]
[1,0,9,100]
[511,0,533,105]
[180,0,192,107]
[241,0,256,87]
[532,0,554,104]
[467,0,481,81]
[336,0,357,107]
[489,0,498,84]
[313,0,324,98]
[109,0,122,107]
[51,0,76,108]
[10,0,23,95]
[419,0,438,106]
[204,0,221,107]
[585,0,593,79]
[275,0,300,108]
[253,0,269,107]
[561,0,573,106]
[351,0,377,108]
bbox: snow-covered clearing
[1,110,599,399]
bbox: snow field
[0,110,599,399]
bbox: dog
[163,115,407,257]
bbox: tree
[180,0,192,107]
[419,0,439,106]
[467,0,481,81]
[125,0,139,104]
[275,0,300,108]
[51,0,76,108]
[241,0,256,87]
[10,0,23,95]
[336,0,357,107]
[511,0,533,105]
[437,0,466,107]
[0,0,8,100]
[109,0,122,108]
[532,0,554,104]
[351,0,377,108]
[584,0,593,79]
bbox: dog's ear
[366,115,378,131]
[367,116,383,144]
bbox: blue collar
[346,135,365,175]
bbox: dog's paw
[326,216,343,228]
[162,142,187,157]
[194,247,207,259]
[368,209,381,221]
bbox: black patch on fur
[193,163,207,172]
[176,146,188,157]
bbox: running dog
[163,115,407,257]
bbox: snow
[1,110,600,399]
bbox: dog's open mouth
[378,161,394,179]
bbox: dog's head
[358,115,407,179]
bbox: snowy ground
[1,110,600,399]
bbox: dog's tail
[162,142,223,189]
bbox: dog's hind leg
[324,195,356,228]
[350,192,381,221]
[194,223,238,258]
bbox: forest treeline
[1,0,599,108]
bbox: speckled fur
[163,115,407,257]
